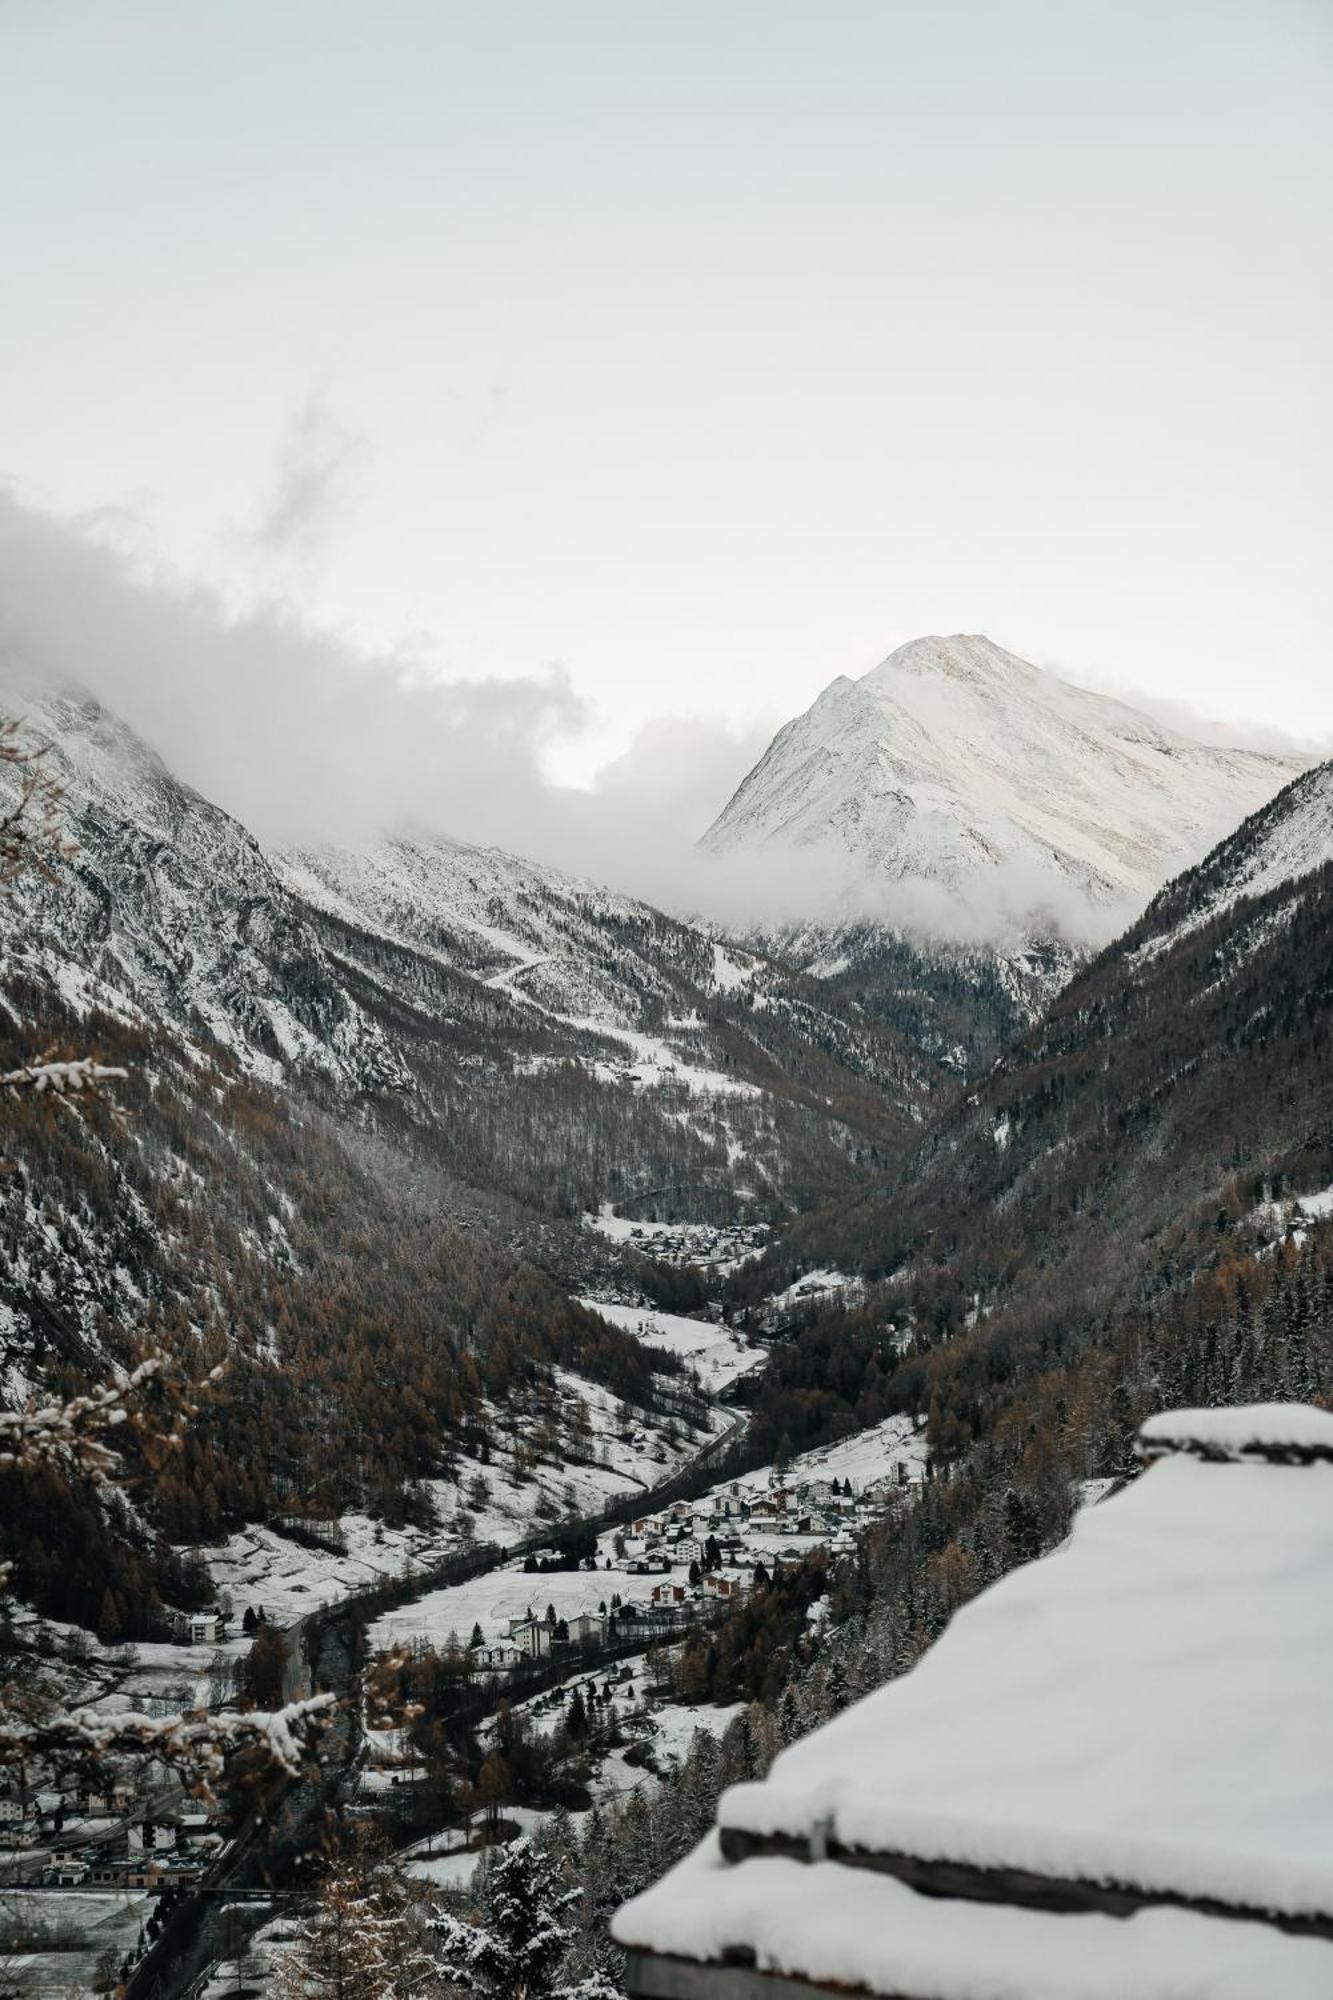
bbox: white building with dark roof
[614,1405,1333,2000]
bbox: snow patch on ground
[580,1298,765,1392]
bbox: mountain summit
[702,635,1305,932]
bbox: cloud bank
[0,490,1319,952]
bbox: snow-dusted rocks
[1134,758,1333,956]
[704,635,1304,935]
[614,1403,1333,2000]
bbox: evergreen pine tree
[433,1838,579,2000]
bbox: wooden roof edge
[1135,1436,1333,1466]
[716,1826,1333,1943]
[623,1947,909,2000]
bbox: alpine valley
[2,637,1331,1998]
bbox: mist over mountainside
[701,633,1308,1073]
[3,649,1332,2000]
[736,753,1333,1344]
[0,663,936,1251]
[704,634,1305,924]
[2,655,1329,1603]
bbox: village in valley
[0,1266,924,1991]
[369,1409,928,1676]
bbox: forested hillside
[0,966,692,1638]
[727,766,1333,1478]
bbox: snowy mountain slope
[278,832,742,1039]
[279,835,929,1109]
[1134,760,1333,955]
[0,666,935,1245]
[0,663,404,1091]
[704,635,1304,924]
[753,760,1333,1332]
[277,829,936,1217]
[741,917,1084,1079]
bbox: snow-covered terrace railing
[614,1403,1333,2000]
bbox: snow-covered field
[398,1663,745,1890]
[580,1298,765,1392]
[371,1413,926,1658]
[726,1411,928,1497]
[767,1266,865,1315]
[208,1373,725,1628]
[370,1562,620,1657]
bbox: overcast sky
[0,0,1329,796]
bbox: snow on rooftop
[1138,1402,1333,1463]
[616,1405,1333,1993]
[614,1836,1333,2000]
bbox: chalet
[474,1641,522,1671]
[510,1619,553,1659]
[43,1856,89,1886]
[187,1607,230,1645]
[614,1404,1333,2000]
[0,1792,27,1826]
[568,1611,606,1644]
[745,1498,781,1526]
[650,1582,688,1608]
[701,1573,737,1600]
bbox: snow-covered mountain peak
[862,632,1036,690]
[702,635,1307,940]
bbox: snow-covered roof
[1138,1401,1333,1464]
[617,1836,1333,2000]
[614,1404,1333,1999]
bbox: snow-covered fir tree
[433,1836,579,2000]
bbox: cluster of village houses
[0,1608,270,1894]
[0,1781,225,1892]
[605,1218,769,1273]
[473,1462,917,1667]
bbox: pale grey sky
[0,0,1329,782]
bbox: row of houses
[40,1810,222,1890]
[0,1778,140,1840]
[618,1464,915,1573]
